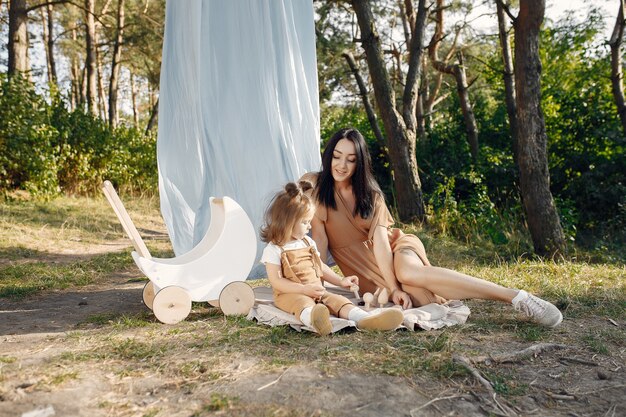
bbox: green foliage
[0,74,157,197]
[414,9,625,255]
[0,74,59,196]
[540,11,626,250]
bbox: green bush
[0,74,60,196]
[0,74,157,198]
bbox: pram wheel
[142,281,156,310]
[152,286,192,324]
[219,281,255,316]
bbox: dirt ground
[0,244,624,417]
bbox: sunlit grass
[0,194,172,299]
[0,195,624,402]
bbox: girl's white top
[261,236,320,266]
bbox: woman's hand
[392,289,413,310]
[302,283,325,300]
[340,275,359,288]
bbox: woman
[302,128,562,327]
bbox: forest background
[0,0,624,262]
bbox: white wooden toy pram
[102,180,257,324]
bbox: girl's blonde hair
[260,181,315,245]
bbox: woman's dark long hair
[316,128,382,219]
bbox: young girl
[260,181,404,335]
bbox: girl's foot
[310,304,333,335]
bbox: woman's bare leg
[394,250,518,303]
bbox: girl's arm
[372,225,412,309]
[320,263,358,288]
[266,263,325,298]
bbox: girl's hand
[302,283,325,299]
[392,289,413,310]
[340,275,359,288]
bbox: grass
[0,194,173,300]
[1,194,625,413]
[0,251,133,299]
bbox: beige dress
[303,173,443,306]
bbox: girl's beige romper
[273,239,353,317]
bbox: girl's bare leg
[338,304,355,319]
[394,250,518,303]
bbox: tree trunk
[342,51,386,148]
[85,0,98,116]
[8,0,29,76]
[496,0,519,167]
[454,51,479,159]
[46,4,57,85]
[514,0,565,256]
[109,0,126,128]
[416,78,426,140]
[69,26,82,110]
[429,0,478,160]
[96,46,107,121]
[39,5,58,86]
[131,72,139,128]
[351,0,428,221]
[609,0,626,135]
[145,98,159,135]
[423,56,445,130]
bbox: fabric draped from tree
[157,0,320,277]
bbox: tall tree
[7,0,28,76]
[8,0,69,78]
[84,0,98,115]
[496,0,519,166]
[130,71,139,127]
[39,3,57,86]
[351,0,430,221]
[428,0,479,160]
[609,0,626,135]
[342,51,386,147]
[513,0,565,256]
[109,0,126,128]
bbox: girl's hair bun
[298,180,313,193]
[284,182,300,197]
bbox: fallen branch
[256,367,290,391]
[454,355,495,395]
[559,357,599,367]
[410,394,464,415]
[455,355,518,416]
[546,392,577,401]
[578,384,626,396]
[471,343,568,365]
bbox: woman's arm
[310,215,329,263]
[266,263,325,298]
[372,225,412,308]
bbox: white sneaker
[513,290,563,327]
[356,309,404,331]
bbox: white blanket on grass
[248,286,471,333]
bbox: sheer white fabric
[157,0,320,277]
